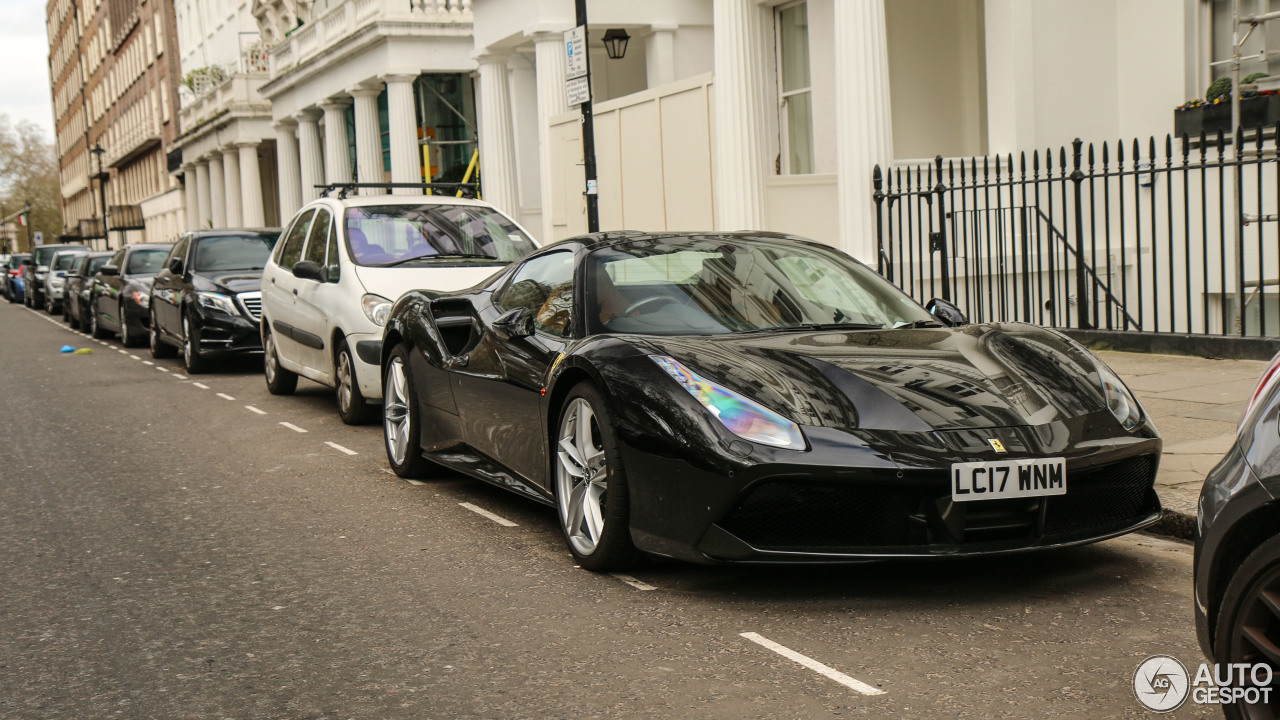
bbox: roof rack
[314,182,480,200]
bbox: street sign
[33,231,43,245]
[565,76,591,106]
[565,25,587,80]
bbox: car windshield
[344,204,536,266]
[8,255,28,269]
[33,247,70,266]
[85,256,109,275]
[54,253,82,271]
[193,235,274,272]
[585,237,937,336]
[126,248,169,274]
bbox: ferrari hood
[633,323,1109,432]
[354,263,506,303]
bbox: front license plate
[950,457,1066,502]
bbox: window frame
[494,249,578,338]
[774,0,814,176]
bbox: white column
[195,160,212,230]
[183,164,198,232]
[533,33,569,242]
[297,110,325,202]
[222,146,243,227]
[274,119,302,218]
[476,54,519,218]
[712,0,770,231]
[349,84,386,194]
[383,73,420,195]
[319,97,353,185]
[833,0,894,262]
[645,25,677,88]
[238,142,266,227]
[209,152,227,229]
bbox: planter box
[1175,95,1280,139]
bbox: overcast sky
[0,0,54,140]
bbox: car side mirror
[167,257,183,275]
[492,307,535,340]
[926,297,969,327]
[99,265,119,276]
[292,260,325,282]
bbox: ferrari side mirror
[926,297,969,327]
[492,307,535,340]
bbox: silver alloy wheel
[383,356,411,466]
[89,308,96,335]
[556,398,608,556]
[119,302,130,344]
[149,313,159,351]
[183,317,193,366]
[337,348,354,413]
[264,331,278,385]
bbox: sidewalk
[1096,350,1270,540]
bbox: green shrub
[1244,72,1270,85]
[1207,77,1233,101]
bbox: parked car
[381,231,1163,570]
[5,256,29,304]
[23,243,87,310]
[3,253,29,302]
[1196,352,1280,718]
[150,230,280,372]
[84,243,173,346]
[64,251,113,329]
[261,196,537,424]
[42,248,90,314]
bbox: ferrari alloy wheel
[182,315,209,374]
[263,324,297,395]
[336,339,373,425]
[149,310,176,359]
[383,345,427,477]
[1216,534,1280,720]
[554,384,638,571]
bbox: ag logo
[987,438,1007,453]
[1133,655,1190,712]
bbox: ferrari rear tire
[554,383,639,572]
[336,339,374,425]
[383,344,429,478]
[1214,534,1280,720]
[263,323,297,395]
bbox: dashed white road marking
[279,421,307,433]
[142,360,154,366]
[172,374,187,380]
[244,405,267,415]
[382,468,425,485]
[458,502,518,527]
[324,441,357,455]
[610,573,658,591]
[216,393,235,401]
[128,355,140,360]
[117,349,127,354]
[155,367,169,373]
[192,382,210,390]
[739,632,885,696]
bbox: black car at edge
[379,231,1163,570]
[87,243,173,346]
[65,251,113,329]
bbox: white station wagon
[260,193,539,423]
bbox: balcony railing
[270,0,473,77]
[179,72,271,132]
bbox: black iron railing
[874,129,1280,338]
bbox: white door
[262,208,314,371]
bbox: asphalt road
[0,300,1219,719]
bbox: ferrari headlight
[1098,364,1142,431]
[196,291,236,315]
[361,294,392,327]
[651,355,806,450]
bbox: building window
[775,0,813,175]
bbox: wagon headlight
[361,294,392,327]
[1098,364,1142,431]
[196,291,236,315]
[651,355,806,450]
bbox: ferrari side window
[497,251,575,337]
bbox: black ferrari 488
[380,231,1162,570]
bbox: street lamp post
[22,201,31,252]
[90,143,109,249]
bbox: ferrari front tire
[383,344,429,478]
[554,383,639,572]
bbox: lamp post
[90,143,109,249]
[22,201,30,252]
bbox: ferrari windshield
[585,237,936,335]
[344,204,536,266]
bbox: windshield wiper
[745,322,885,334]
[892,319,944,329]
[375,253,496,267]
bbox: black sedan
[87,243,173,346]
[1196,354,1280,717]
[64,251,113,329]
[380,231,1162,570]
[149,230,279,373]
